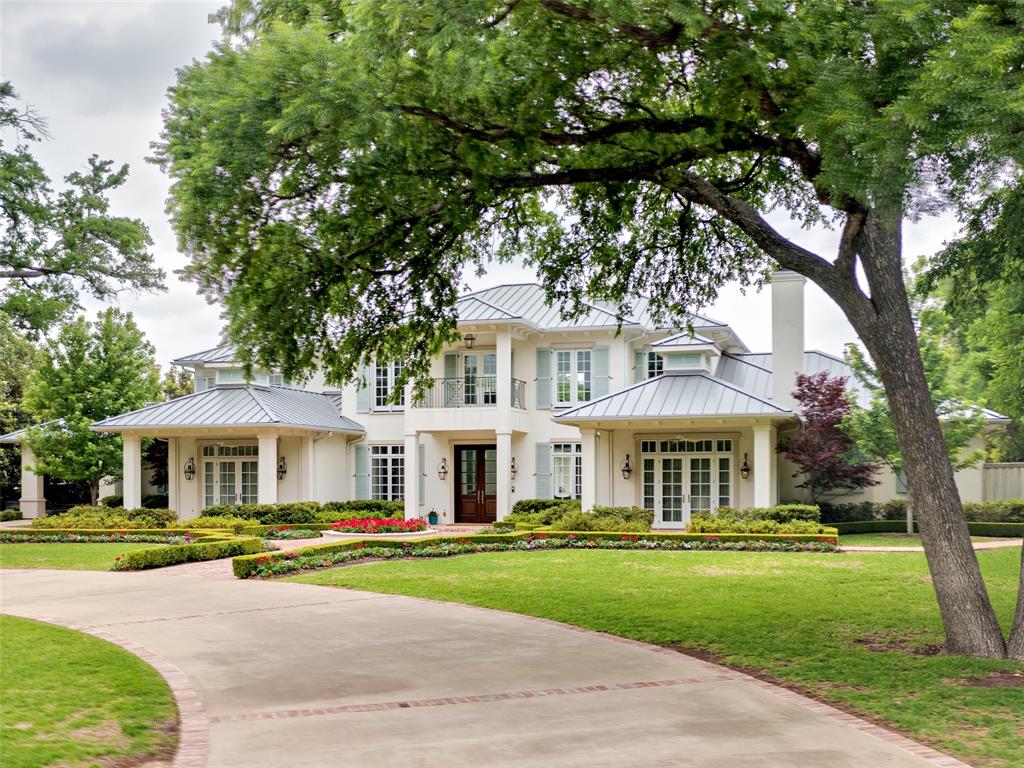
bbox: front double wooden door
[455,445,497,523]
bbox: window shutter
[418,442,425,506]
[535,442,552,499]
[634,349,645,383]
[535,348,552,409]
[355,364,370,413]
[895,469,908,494]
[354,444,369,500]
[444,353,458,379]
[593,345,610,397]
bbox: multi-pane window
[268,373,285,386]
[217,369,245,384]
[374,363,405,411]
[371,444,404,500]
[555,349,592,406]
[718,457,731,507]
[647,352,664,378]
[638,438,733,517]
[196,375,216,393]
[552,443,582,499]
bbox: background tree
[160,366,193,401]
[778,372,878,504]
[0,82,165,335]
[0,313,36,508]
[156,1,1024,657]
[24,309,160,504]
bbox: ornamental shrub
[549,510,649,532]
[33,505,177,529]
[0,510,22,522]
[506,499,580,525]
[113,536,263,570]
[320,500,405,517]
[99,495,123,507]
[716,504,820,523]
[687,515,828,534]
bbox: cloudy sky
[2,1,960,369]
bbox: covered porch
[553,372,797,528]
[92,385,364,519]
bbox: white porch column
[580,428,598,512]
[404,432,419,519]
[301,436,315,501]
[496,327,512,409]
[122,435,142,510]
[258,435,279,505]
[19,444,45,518]
[167,438,179,518]
[496,430,512,521]
[752,426,772,507]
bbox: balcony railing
[416,377,527,409]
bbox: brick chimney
[770,270,806,410]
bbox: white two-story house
[4,272,1006,524]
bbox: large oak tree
[156,1,1024,657]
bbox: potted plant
[427,510,439,526]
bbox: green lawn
[841,533,1011,547]
[0,616,177,768]
[289,547,1024,767]
[0,543,163,570]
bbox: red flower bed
[329,517,428,534]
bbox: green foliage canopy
[23,309,160,501]
[0,82,164,334]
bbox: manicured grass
[841,533,1011,547]
[289,547,1024,767]
[0,615,177,768]
[0,542,164,570]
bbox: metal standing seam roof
[0,419,64,444]
[553,372,794,422]
[91,386,365,433]
[651,331,718,348]
[171,344,239,366]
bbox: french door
[202,445,259,508]
[454,445,497,523]
[644,455,725,529]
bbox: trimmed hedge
[833,520,1024,537]
[1,527,222,539]
[509,498,581,518]
[232,530,840,578]
[33,506,177,529]
[197,500,405,525]
[821,499,1024,524]
[0,510,22,522]
[98,494,168,509]
[112,536,263,570]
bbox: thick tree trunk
[1009,543,1024,660]
[838,214,1007,658]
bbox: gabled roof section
[172,344,239,366]
[553,372,793,422]
[651,332,718,348]
[92,386,365,434]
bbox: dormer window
[647,352,664,378]
[217,369,245,385]
[664,352,707,372]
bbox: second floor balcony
[416,377,527,409]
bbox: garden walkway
[841,539,1022,553]
[0,568,973,768]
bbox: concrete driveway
[0,568,968,768]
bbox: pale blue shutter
[355,364,370,413]
[593,345,610,397]
[535,348,552,409]
[418,442,425,506]
[354,444,370,499]
[634,349,645,383]
[444,353,458,379]
[895,469,908,494]
[535,442,552,499]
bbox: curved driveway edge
[7,613,209,768]
[1,569,975,768]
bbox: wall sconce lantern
[277,456,288,481]
[463,333,476,349]
[620,454,634,479]
[740,453,751,480]
[510,457,518,482]
[437,458,449,480]
[183,457,196,481]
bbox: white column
[122,435,142,510]
[404,432,419,519]
[496,327,512,409]
[301,436,315,501]
[770,270,806,410]
[167,438,179,519]
[581,428,598,512]
[19,444,45,518]
[258,434,279,505]
[752,426,772,507]
[496,430,512,521]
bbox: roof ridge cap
[244,385,280,423]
